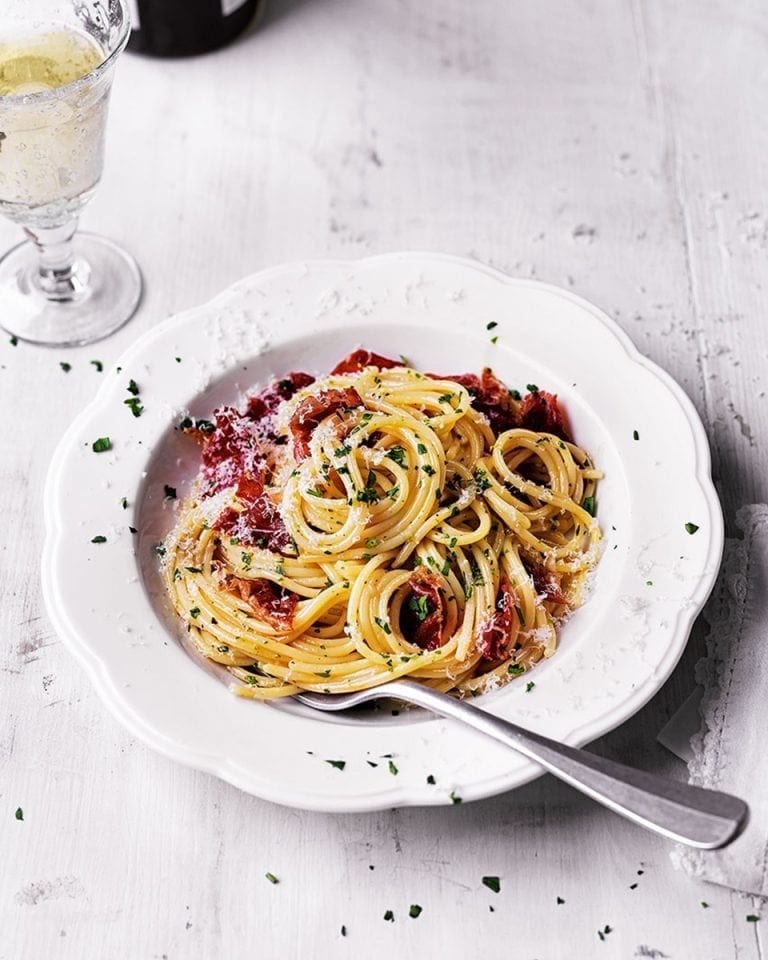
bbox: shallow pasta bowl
[42,252,723,812]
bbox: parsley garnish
[482,876,501,893]
[325,760,346,771]
[15,807,23,821]
[91,535,106,543]
[408,595,429,622]
[120,497,128,509]
[92,436,111,453]
[340,925,347,937]
[597,925,613,941]
[486,321,498,330]
[386,446,406,466]
[90,360,103,372]
[510,389,521,400]
[374,616,391,635]
[747,915,760,923]
[306,488,324,497]
[490,335,498,345]
[449,791,462,805]
[633,429,639,441]
[388,760,398,775]
[334,444,352,457]
[265,872,279,884]
[124,397,144,417]
[582,495,596,516]
[384,910,394,922]
[507,664,524,676]
[356,487,380,504]
[526,383,539,393]
[189,607,201,618]
[473,467,491,492]
[685,522,699,535]
[525,681,535,692]
[185,566,202,574]
[422,464,436,476]
[417,443,428,455]
[9,336,18,346]
[127,379,139,396]
[59,361,71,372]
[409,904,422,919]
[315,669,331,678]
[438,392,454,404]
[164,485,177,499]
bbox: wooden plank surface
[2,0,766,956]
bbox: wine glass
[0,0,141,346]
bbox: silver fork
[296,679,748,849]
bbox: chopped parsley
[91,535,107,543]
[164,485,177,500]
[120,497,128,509]
[507,664,525,676]
[386,446,406,466]
[265,872,279,884]
[59,361,71,372]
[409,904,422,919]
[633,429,639,441]
[526,383,539,393]
[366,538,380,548]
[408,594,429,622]
[189,607,201,619]
[127,378,139,396]
[482,876,501,893]
[384,910,394,922]
[334,444,352,457]
[15,807,23,821]
[9,336,18,346]
[449,790,462,805]
[356,487,380,504]
[374,616,391,635]
[685,522,699,535]
[473,467,491,492]
[525,681,535,692]
[747,915,760,923]
[582,495,596,517]
[326,760,346,771]
[388,760,398,775]
[417,442,428,455]
[509,389,521,401]
[486,321,498,330]
[315,669,331,678]
[557,896,565,904]
[422,464,436,476]
[241,552,252,570]
[124,397,144,417]
[90,360,103,372]
[92,436,111,453]
[490,336,498,345]
[426,774,436,784]
[597,925,613,941]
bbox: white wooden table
[3,1,767,956]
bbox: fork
[296,679,748,849]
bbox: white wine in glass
[0,0,141,346]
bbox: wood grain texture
[1,0,766,957]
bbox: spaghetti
[163,349,602,699]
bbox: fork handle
[391,681,748,850]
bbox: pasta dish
[163,349,601,699]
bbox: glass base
[0,232,142,346]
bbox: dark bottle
[126,0,263,58]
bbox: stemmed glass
[0,0,141,346]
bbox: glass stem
[24,219,90,301]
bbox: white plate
[43,252,723,812]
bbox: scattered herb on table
[340,925,347,937]
[526,383,539,393]
[124,397,144,417]
[90,360,103,372]
[92,436,111,453]
[409,905,422,919]
[388,760,398,776]
[326,760,346,771]
[265,872,279,885]
[700,901,708,908]
[597,925,613,941]
[633,429,639,441]
[9,336,18,346]
[525,681,535,692]
[557,896,565,904]
[685,522,699,535]
[426,774,436,784]
[91,535,107,543]
[120,497,128,509]
[15,807,23,821]
[383,910,394,922]
[59,361,71,372]
[127,378,139,396]
[482,876,501,893]
[486,321,498,330]
[449,790,462,804]
[747,914,760,923]
[490,336,498,345]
